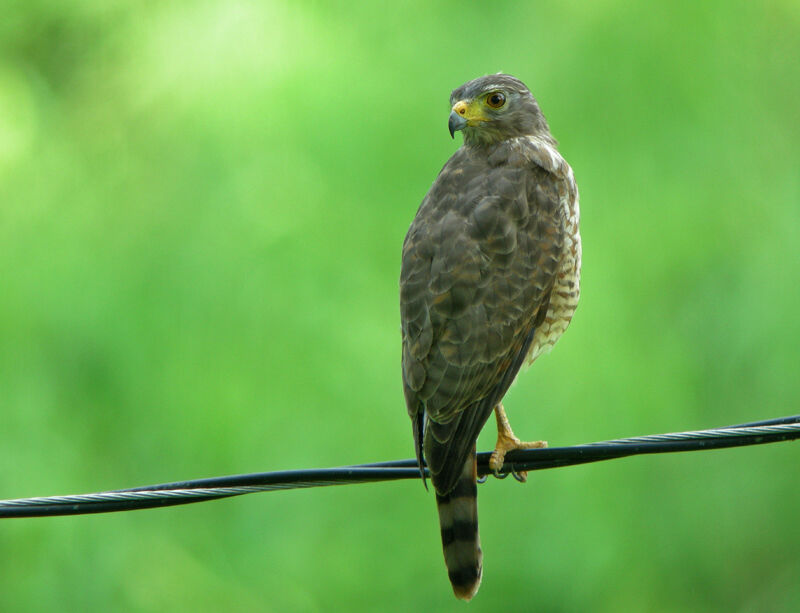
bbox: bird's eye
[486,92,506,109]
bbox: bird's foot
[488,403,547,482]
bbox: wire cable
[1,414,798,518]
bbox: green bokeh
[1,1,799,611]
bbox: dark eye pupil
[489,93,505,107]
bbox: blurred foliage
[1,1,799,611]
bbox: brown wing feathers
[401,149,563,495]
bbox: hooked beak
[448,110,468,139]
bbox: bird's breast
[526,160,581,365]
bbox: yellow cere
[451,99,489,124]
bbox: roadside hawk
[400,74,581,600]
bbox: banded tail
[434,449,482,600]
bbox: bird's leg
[488,403,547,481]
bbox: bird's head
[448,74,552,147]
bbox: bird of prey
[400,74,581,600]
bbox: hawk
[400,74,581,600]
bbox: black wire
[1,414,798,519]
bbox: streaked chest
[527,158,581,364]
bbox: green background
[1,1,799,611]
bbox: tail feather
[434,449,482,600]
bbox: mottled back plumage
[400,74,581,600]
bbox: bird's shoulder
[403,137,570,263]
[488,136,572,177]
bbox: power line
[1,414,798,519]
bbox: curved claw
[510,467,528,483]
[477,474,488,484]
